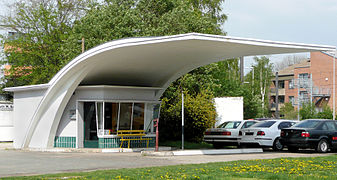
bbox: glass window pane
[96,102,104,136]
[104,102,118,134]
[84,102,97,140]
[144,103,161,133]
[132,103,145,130]
[119,103,132,130]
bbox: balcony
[270,88,285,96]
[270,103,285,111]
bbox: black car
[280,119,337,153]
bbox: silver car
[204,120,258,148]
[239,120,298,151]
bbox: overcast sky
[222,0,337,70]
[1,0,336,71]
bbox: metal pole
[298,77,300,120]
[155,118,159,151]
[275,72,279,119]
[333,50,336,120]
[240,57,244,84]
[182,92,184,150]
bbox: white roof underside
[5,33,336,92]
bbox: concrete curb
[142,148,263,156]
[19,146,172,153]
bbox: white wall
[12,89,46,148]
[0,104,14,141]
[214,97,243,126]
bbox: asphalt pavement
[0,148,334,178]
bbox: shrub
[159,89,216,142]
[280,102,298,120]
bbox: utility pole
[240,57,244,84]
[275,72,279,119]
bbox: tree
[159,89,216,142]
[299,103,316,120]
[316,105,333,119]
[245,56,273,117]
[280,102,298,120]
[274,55,307,72]
[62,0,226,60]
[0,0,91,87]
[299,103,333,120]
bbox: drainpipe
[333,50,336,120]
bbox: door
[83,102,98,148]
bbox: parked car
[239,120,297,151]
[204,120,258,148]
[280,119,337,153]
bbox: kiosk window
[119,103,132,130]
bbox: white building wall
[12,89,46,148]
[214,97,243,126]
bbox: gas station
[4,33,335,150]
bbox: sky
[222,0,337,72]
[1,0,336,72]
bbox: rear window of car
[218,121,242,129]
[251,121,276,128]
[293,120,321,128]
[242,121,257,128]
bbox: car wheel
[317,139,329,153]
[288,146,299,152]
[213,143,223,149]
[272,138,283,151]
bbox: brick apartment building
[270,51,336,117]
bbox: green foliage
[244,56,273,118]
[63,0,226,61]
[299,103,333,120]
[280,102,298,120]
[159,89,216,142]
[316,105,333,119]
[299,103,316,120]
[0,0,91,87]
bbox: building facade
[270,51,336,117]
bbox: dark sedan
[280,119,337,153]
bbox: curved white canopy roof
[4,33,336,149]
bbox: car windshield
[251,121,276,128]
[293,120,321,128]
[218,121,242,129]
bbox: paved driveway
[0,149,333,177]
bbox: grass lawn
[5,155,337,180]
